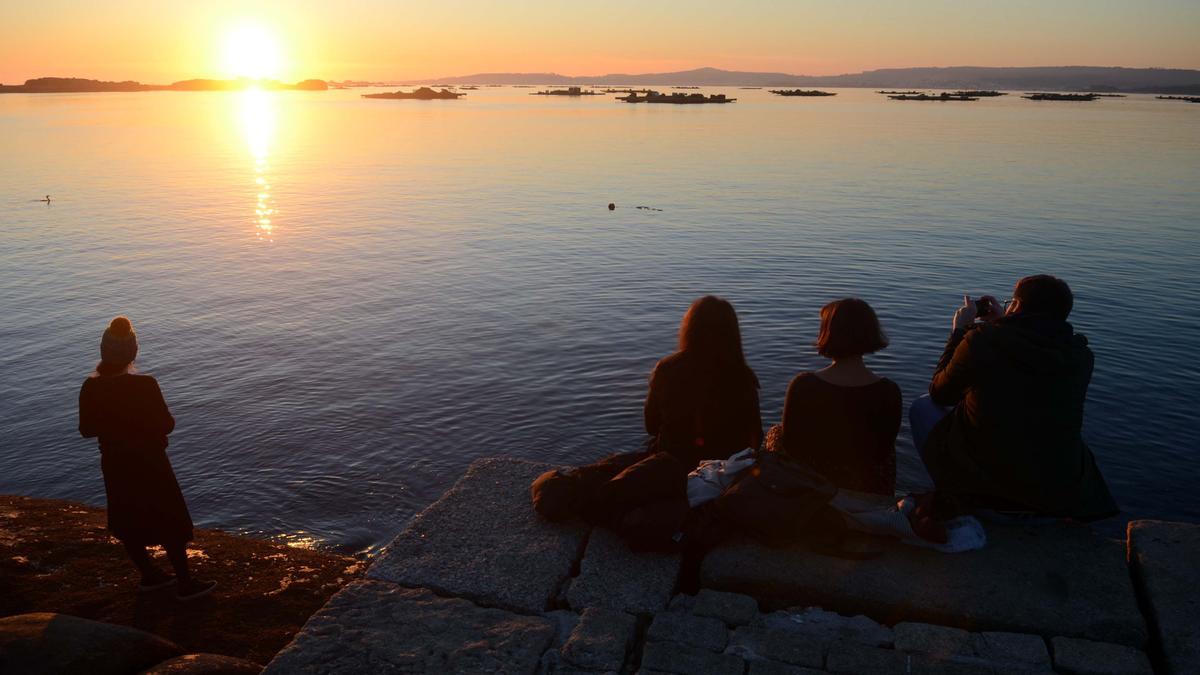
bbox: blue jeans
[909,394,952,462]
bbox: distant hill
[417,66,1200,93]
[0,77,328,93]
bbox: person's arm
[147,378,176,436]
[928,296,985,406]
[643,367,661,436]
[929,330,975,406]
[78,381,100,438]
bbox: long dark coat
[79,373,194,545]
[923,314,1118,520]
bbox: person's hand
[977,295,1004,322]
[952,295,977,332]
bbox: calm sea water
[1,87,1197,553]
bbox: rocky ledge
[265,457,1198,674]
[0,494,365,668]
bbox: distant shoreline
[6,66,1200,95]
[0,77,328,94]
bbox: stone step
[1127,519,1200,674]
[263,580,555,673]
[700,523,1147,648]
[367,457,587,614]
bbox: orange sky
[3,1,1198,83]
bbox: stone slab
[972,632,1049,670]
[747,661,827,675]
[567,528,680,615]
[645,611,728,653]
[825,640,990,675]
[0,612,183,675]
[1127,519,1200,675]
[368,458,588,613]
[894,622,976,658]
[701,524,1147,647]
[639,640,744,675]
[1050,637,1153,675]
[693,589,760,626]
[725,626,826,667]
[560,607,637,671]
[263,580,554,674]
[758,608,893,647]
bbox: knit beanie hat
[100,316,138,366]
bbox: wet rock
[1050,637,1153,675]
[693,589,759,626]
[368,458,587,613]
[142,653,264,674]
[761,630,826,668]
[559,608,636,671]
[893,622,976,658]
[263,580,554,674]
[0,612,183,675]
[726,626,769,660]
[639,640,744,675]
[1127,520,1200,674]
[758,607,892,647]
[972,631,1049,670]
[645,611,728,652]
[566,529,679,615]
[702,524,1147,647]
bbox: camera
[974,298,990,316]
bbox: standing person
[772,298,901,496]
[78,316,216,600]
[644,294,763,466]
[910,275,1118,519]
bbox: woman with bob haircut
[645,295,763,465]
[771,298,901,495]
[79,316,216,601]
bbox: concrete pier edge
[264,457,1196,674]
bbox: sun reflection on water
[237,88,278,241]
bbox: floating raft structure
[1157,95,1200,102]
[877,90,923,95]
[770,89,837,97]
[951,90,1006,97]
[888,92,978,101]
[362,87,463,100]
[1023,92,1097,101]
[618,90,735,104]
[531,86,604,96]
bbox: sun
[221,23,284,80]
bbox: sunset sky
[3,0,1198,83]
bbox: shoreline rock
[0,494,363,665]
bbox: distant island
[412,66,1200,95]
[0,77,328,94]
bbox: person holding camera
[909,275,1117,520]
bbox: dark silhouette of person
[769,298,900,495]
[78,316,217,600]
[531,295,762,539]
[644,295,763,466]
[909,275,1118,519]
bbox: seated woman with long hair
[645,295,762,465]
[531,295,762,535]
[770,298,901,496]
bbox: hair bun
[108,316,134,336]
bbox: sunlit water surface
[1,88,1197,553]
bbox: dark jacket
[923,314,1117,520]
[80,373,193,545]
[644,351,762,468]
